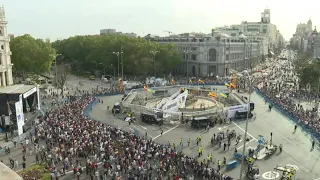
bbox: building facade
[145,31,261,77]
[0,6,13,86]
[216,9,283,58]
[290,19,314,52]
[100,29,137,38]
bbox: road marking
[152,125,179,140]
[262,171,279,179]
[232,139,242,146]
[237,139,255,150]
[313,178,320,180]
[218,126,228,131]
[231,122,257,141]
[140,125,147,130]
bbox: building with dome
[145,29,261,77]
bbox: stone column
[0,73,2,86]
[2,72,6,86]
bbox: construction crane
[163,30,173,36]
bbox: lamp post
[111,64,116,79]
[150,50,160,77]
[239,69,252,180]
[99,63,106,76]
[183,50,192,83]
[113,51,122,79]
[93,61,98,69]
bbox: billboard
[16,94,24,135]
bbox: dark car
[112,102,121,114]
[235,110,253,119]
[191,117,212,129]
[140,113,163,125]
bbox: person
[311,140,315,151]
[187,138,190,146]
[293,124,297,133]
[279,144,283,153]
[180,138,183,146]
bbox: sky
[2,0,319,41]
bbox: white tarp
[227,104,249,118]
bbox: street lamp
[150,50,160,77]
[113,50,123,79]
[110,64,116,79]
[93,61,98,69]
[99,63,106,76]
[239,69,252,180]
[183,50,192,83]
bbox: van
[235,110,253,119]
[140,113,163,125]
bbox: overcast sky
[2,0,319,41]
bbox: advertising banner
[16,94,24,135]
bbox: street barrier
[255,88,320,143]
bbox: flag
[230,83,236,89]
[189,79,192,83]
[143,86,148,91]
[224,82,230,87]
[198,79,205,84]
[208,92,216,98]
[219,91,228,98]
[171,79,176,85]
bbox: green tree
[10,34,56,76]
[51,34,182,76]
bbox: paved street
[90,90,320,180]
[1,77,319,180]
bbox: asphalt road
[2,74,319,180]
[90,91,320,180]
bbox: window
[263,29,267,33]
[191,54,197,60]
[1,45,3,50]
[226,55,229,60]
[226,47,229,51]
[191,47,197,51]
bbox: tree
[54,65,69,96]
[10,34,56,76]
[51,34,181,76]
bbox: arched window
[209,48,217,61]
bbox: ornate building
[145,30,261,77]
[0,6,13,86]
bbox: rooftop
[0,84,36,94]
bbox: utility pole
[150,51,160,77]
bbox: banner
[16,94,24,135]
[162,90,188,112]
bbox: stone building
[145,30,261,77]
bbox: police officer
[279,144,283,153]
[180,138,183,146]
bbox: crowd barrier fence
[255,88,320,144]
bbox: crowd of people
[254,51,320,141]
[18,94,234,180]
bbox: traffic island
[17,163,50,180]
